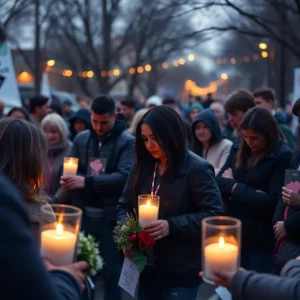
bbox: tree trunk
[34,0,41,94]
[147,62,157,97]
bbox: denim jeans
[82,212,122,300]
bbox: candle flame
[218,237,225,249]
[147,200,151,207]
[56,223,63,235]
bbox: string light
[101,71,107,77]
[230,58,236,64]
[162,62,168,69]
[137,66,144,73]
[187,54,195,61]
[113,69,120,76]
[145,64,152,72]
[261,51,268,58]
[47,60,55,67]
[173,60,179,67]
[178,58,185,65]
[129,68,135,74]
[221,73,228,80]
[87,71,94,78]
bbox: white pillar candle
[63,158,78,176]
[204,237,238,280]
[139,200,159,228]
[41,223,77,266]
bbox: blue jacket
[0,173,81,300]
[118,150,223,287]
[69,115,135,210]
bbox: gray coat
[231,259,300,300]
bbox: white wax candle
[139,200,159,228]
[41,224,77,266]
[63,159,78,176]
[204,237,238,280]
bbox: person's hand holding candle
[60,176,85,190]
[144,220,169,240]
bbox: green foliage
[133,251,147,273]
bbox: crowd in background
[1,87,300,300]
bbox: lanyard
[151,162,160,196]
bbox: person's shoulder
[119,130,135,143]
[217,138,233,148]
[73,130,90,143]
[186,151,212,170]
[272,141,293,160]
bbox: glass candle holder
[138,194,160,228]
[40,204,82,266]
[202,216,241,285]
[63,157,79,176]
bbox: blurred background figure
[49,103,63,117]
[69,108,91,141]
[192,109,232,175]
[187,103,203,123]
[41,113,72,197]
[163,97,193,147]
[62,100,74,121]
[202,92,215,108]
[120,98,136,127]
[146,95,162,108]
[210,101,233,140]
[7,107,31,121]
[29,95,50,126]
[127,108,148,136]
[0,100,5,118]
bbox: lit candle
[139,199,159,228]
[63,157,78,176]
[204,237,238,280]
[41,223,77,266]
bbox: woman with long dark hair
[192,109,232,175]
[118,106,223,299]
[217,107,292,273]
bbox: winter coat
[117,150,223,287]
[217,141,292,251]
[230,259,300,300]
[192,109,233,175]
[68,114,135,213]
[0,173,81,300]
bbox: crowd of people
[1,87,300,300]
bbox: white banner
[293,68,300,104]
[0,42,21,109]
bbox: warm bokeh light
[47,60,55,67]
[243,56,250,62]
[253,54,260,60]
[113,69,120,76]
[185,79,218,96]
[188,54,195,61]
[216,59,222,64]
[173,60,179,67]
[108,70,113,77]
[230,58,236,64]
[62,70,72,77]
[145,64,152,72]
[129,68,136,74]
[87,71,94,78]
[261,51,268,58]
[258,42,268,50]
[162,62,168,69]
[178,58,185,65]
[137,66,144,73]
[221,73,228,80]
[17,71,33,83]
[101,71,107,77]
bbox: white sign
[0,42,21,109]
[118,258,139,298]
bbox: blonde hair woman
[0,118,53,243]
[41,113,72,196]
[128,108,148,136]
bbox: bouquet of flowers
[113,213,155,272]
[77,232,104,276]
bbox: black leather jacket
[117,150,223,287]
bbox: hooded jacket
[69,109,91,141]
[68,114,135,212]
[192,109,232,175]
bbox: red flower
[138,231,155,249]
[128,234,137,242]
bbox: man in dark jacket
[253,87,296,150]
[0,173,88,300]
[60,94,135,300]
